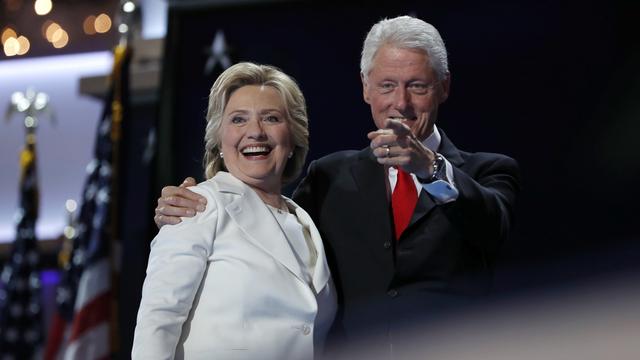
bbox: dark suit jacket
[293,130,520,351]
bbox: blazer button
[383,241,391,249]
[301,324,311,335]
[387,289,398,298]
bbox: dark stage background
[122,0,639,356]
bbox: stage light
[94,13,112,34]
[34,0,52,16]
[2,28,17,45]
[83,15,97,35]
[123,1,136,13]
[63,226,76,239]
[45,22,61,42]
[16,35,30,55]
[65,199,77,213]
[51,28,64,43]
[52,29,68,48]
[41,20,53,38]
[3,37,19,56]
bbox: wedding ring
[384,146,390,158]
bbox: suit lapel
[411,190,436,226]
[408,129,464,230]
[214,172,307,285]
[437,129,465,168]
[288,200,331,293]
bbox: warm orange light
[94,13,112,34]
[83,15,97,35]
[41,20,53,38]
[52,29,69,48]
[34,0,53,16]
[3,37,20,56]
[16,35,30,55]
[45,22,61,42]
[51,28,64,43]
[2,28,17,45]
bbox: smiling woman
[202,62,310,186]
[219,85,294,203]
[133,62,336,359]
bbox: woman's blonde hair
[203,62,309,185]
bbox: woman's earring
[219,151,224,158]
[288,152,293,159]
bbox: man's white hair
[360,15,449,80]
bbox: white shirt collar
[422,124,441,152]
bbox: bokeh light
[16,35,30,55]
[83,15,97,35]
[2,27,18,45]
[34,0,52,16]
[45,22,61,42]
[122,1,136,13]
[65,199,78,213]
[52,29,69,48]
[94,13,112,34]
[3,36,19,56]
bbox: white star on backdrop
[204,30,232,75]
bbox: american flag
[44,44,130,360]
[0,133,43,358]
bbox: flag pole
[1,88,53,358]
[107,42,127,357]
[108,1,137,355]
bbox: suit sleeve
[292,160,319,221]
[449,154,520,259]
[132,186,218,360]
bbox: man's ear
[361,73,371,104]
[439,72,451,104]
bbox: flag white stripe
[63,322,110,360]
[74,259,110,312]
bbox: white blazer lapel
[290,201,331,293]
[214,172,306,284]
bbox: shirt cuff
[421,157,459,204]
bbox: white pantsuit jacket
[132,172,336,360]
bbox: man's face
[362,45,450,141]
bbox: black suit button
[387,289,398,298]
[383,241,391,249]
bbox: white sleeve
[132,186,218,360]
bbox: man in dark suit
[155,15,519,357]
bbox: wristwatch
[418,153,446,183]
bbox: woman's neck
[250,184,285,210]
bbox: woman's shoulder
[191,178,218,197]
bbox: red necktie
[392,168,418,240]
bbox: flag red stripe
[44,312,67,360]
[68,290,111,342]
